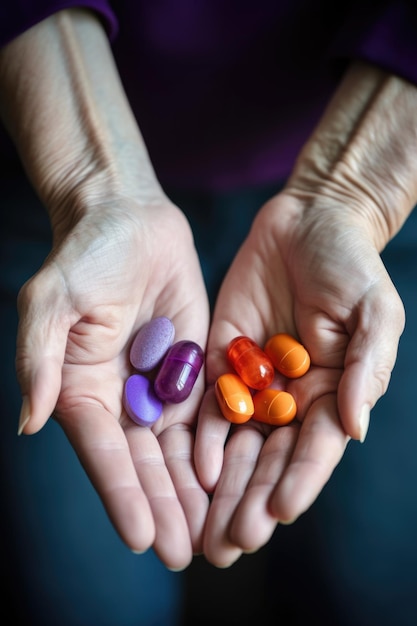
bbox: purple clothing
[1,1,417,191]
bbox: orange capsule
[215,373,254,424]
[252,388,297,426]
[226,336,275,390]
[264,333,310,378]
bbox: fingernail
[167,566,187,572]
[359,404,370,443]
[18,396,31,435]
[279,517,297,526]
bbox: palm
[17,199,210,569]
[196,191,404,567]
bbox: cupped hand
[195,191,405,567]
[16,195,210,570]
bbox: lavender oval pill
[130,316,175,372]
[123,374,163,427]
[154,340,204,403]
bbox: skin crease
[196,67,416,565]
[1,9,416,570]
[0,10,211,571]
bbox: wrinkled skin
[2,10,416,571]
[194,59,417,566]
[16,196,211,570]
[196,191,405,566]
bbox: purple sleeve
[331,1,417,86]
[0,0,118,49]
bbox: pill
[154,340,204,403]
[264,333,310,378]
[226,336,274,390]
[215,373,254,424]
[252,388,297,426]
[123,374,163,427]
[130,316,175,372]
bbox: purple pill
[154,340,204,403]
[130,316,175,372]
[123,374,163,427]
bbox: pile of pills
[123,316,204,427]
[215,333,310,426]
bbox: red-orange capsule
[264,333,310,378]
[252,388,297,426]
[215,373,254,424]
[226,336,275,390]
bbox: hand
[1,9,211,571]
[195,190,404,567]
[16,194,210,570]
[195,60,417,567]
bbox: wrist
[0,8,160,228]
[286,61,417,251]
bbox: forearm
[287,61,417,251]
[0,8,159,231]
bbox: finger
[203,426,265,568]
[126,422,194,570]
[229,423,299,551]
[269,393,349,522]
[339,282,405,441]
[158,426,210,555]
[194,386,231,492]
[16,269,74,435]
[59,406,156,554]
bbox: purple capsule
[154,340,204,403]
[130,316,175,372]
[123,374,163,427]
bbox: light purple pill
[154,340,204,404]
[123,374,163,427]
[130,316,175,372]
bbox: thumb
[16,267,73,435]
[338,283,405,442]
